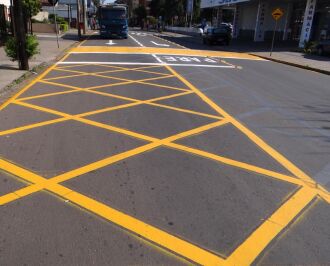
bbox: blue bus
[98,4,128,39]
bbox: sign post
[270,8,283,56]
[49,0,59,48]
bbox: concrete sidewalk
[0,31,79,94]
[160,31,330,74]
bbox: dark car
[315,40,330,55]
[202,25,232,45]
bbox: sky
[0,0,10,7]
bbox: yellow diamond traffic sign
[272,8,284,20]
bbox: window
[100,9,126,20]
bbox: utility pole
[77,0,81,39]
[9,0,14,35]
[82,0,86,34]
[13,0,29,70]
[52,1,60,48]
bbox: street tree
[23,0,41,34]
[193,0,201,23]
[150,0,165,18]
[133,5,147,27]
[93,0,101,7]
[150,0,199,25]
[23,0,41,17]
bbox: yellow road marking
[0,42,328,266]
[40,72,189,92]
[45,65,170,81]
[168,142,304,187]
[38,80,140,101]
[0,192,19,205]
[165,65,321,188]
[0,120,227,202]
[13,82,219,129]
[10,76,330,207]
[11,91,214,137]
[17,89,79,101]
[2,91,196,138]
[92,64,172,76]
[0,117,68,136]
[70,46,264,60]
[227,187,316,266]
[64,191,225,266]
[55,63,89,69]
[149,102,222,120]
[0,64,57,112]
[40,64,189,94]
[0,116,228,266]
[0,121,234,265]
[56,63,162,72]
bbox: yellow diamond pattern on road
[70,46,264,60]
[0,49,329,266]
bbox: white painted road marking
[105,40,116,45]
[68,51,264,61]
[57,61,235,68]
[151,41,170,47]
[157,55,218,64]
[128,33,144,47]
[130,32,150,37]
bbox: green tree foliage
[133,5,147,22]
[150,0,165,18]
[5,35,40,61]
[23,0,41,33]
[93,0,101,7]
[193,0,201,22]
[150,0,200,24]
[23,0,41,17]
[164,0,184,21]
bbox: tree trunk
[13,0,29,70]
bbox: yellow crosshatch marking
[70,46,264,60]
[0,47,329,266]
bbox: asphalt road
[0,30,329,266]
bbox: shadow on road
[159,32,300,53]
[0,65,19,70]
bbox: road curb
[162,30,329,75]
[248,54,330,75]
[0,38,81,106]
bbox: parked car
[315,40,330,55]
[193,24,207,36]
[202,25,232,45]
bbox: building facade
[0,0,10,21]
[201,0,330,47]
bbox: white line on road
[56,61,236,68]
[152,54,163,63]
[128,33,144,47]
[105,40,116,45]
[150,41,170,47]
[68,52,266,61]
